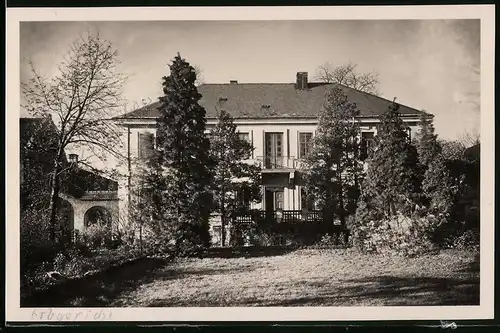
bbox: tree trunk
[220,199,226,247]
[48,153,62,244]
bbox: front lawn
[106,248,479,307]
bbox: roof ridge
[198,82,297,86]
[113,82,432,120]
[336,83,427,115]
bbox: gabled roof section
[20,116,118,199]
[61,167,119,199]
[114,82,431,120]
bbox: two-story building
[112,72,431,241]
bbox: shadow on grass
[22,258,171,307]
[143,274,479,307]
[152,265,257,279]
[23,249,480,307]
[267,275,480,307]
[459,252,480,273]
[22,257,260,307]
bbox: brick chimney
[296,72,308,90]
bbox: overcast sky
[20,20,480,141]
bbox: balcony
[256,156,305,171]
[234,209,324,224]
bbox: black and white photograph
[6,5,495,322]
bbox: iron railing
[256,156,303,169]
[234,209,324,224]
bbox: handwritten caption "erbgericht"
[32,308,112,321]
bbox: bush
[352,213,440,257]
[309,233,350,249]
[451,228,480,251]
[20,208,54,265]
[51,242,144,278]
[79,223,115,250]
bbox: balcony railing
[256,156,304,170]
[234,210,324,224]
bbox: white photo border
[5,5,495,323]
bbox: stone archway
[84,206,112,228]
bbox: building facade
[113,72,431,242]
[20,117,120,242]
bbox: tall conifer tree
[360,102,421,217]
[416,113,454,217]
[415,113,441,168]
[149,54,213,252]
[303,86,364,227]
[209,110,262,246]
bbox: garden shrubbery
[351,212,441,257]
[228,218,350,249]
[20,214,152,300]
[347,105,480,257]
[78,223,116,249]
[451,228,480,251]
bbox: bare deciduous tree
[315,62,380,95]
[193,65,204,86]
[458,128,480,148]
[22,32,127,243]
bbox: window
[238,132,250,143]
[237,188,251,208]
[360,132,375,161]
[138,132,155,160]
[300,187,315,210]
[265,132,283,168]
[298,132,313,159]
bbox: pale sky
[20,20,480,141]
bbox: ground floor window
[237,188,251,209]
[300,187,315,210]
[264,187,284,211]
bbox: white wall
[118,117,422,214]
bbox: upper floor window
[238,132,250,143]
[298,132,313,159]
[138,132,155,160]
[360,132,375,161]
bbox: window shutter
[297,131,300,159]
[250,130,254,159]
[262,130,265,160]
[287,129,290,158]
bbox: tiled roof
[115,82,430,120]
[20,117,118,200]
[62,167,119,199]
[79,191,119,201]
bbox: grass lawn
[100,248,479,307]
